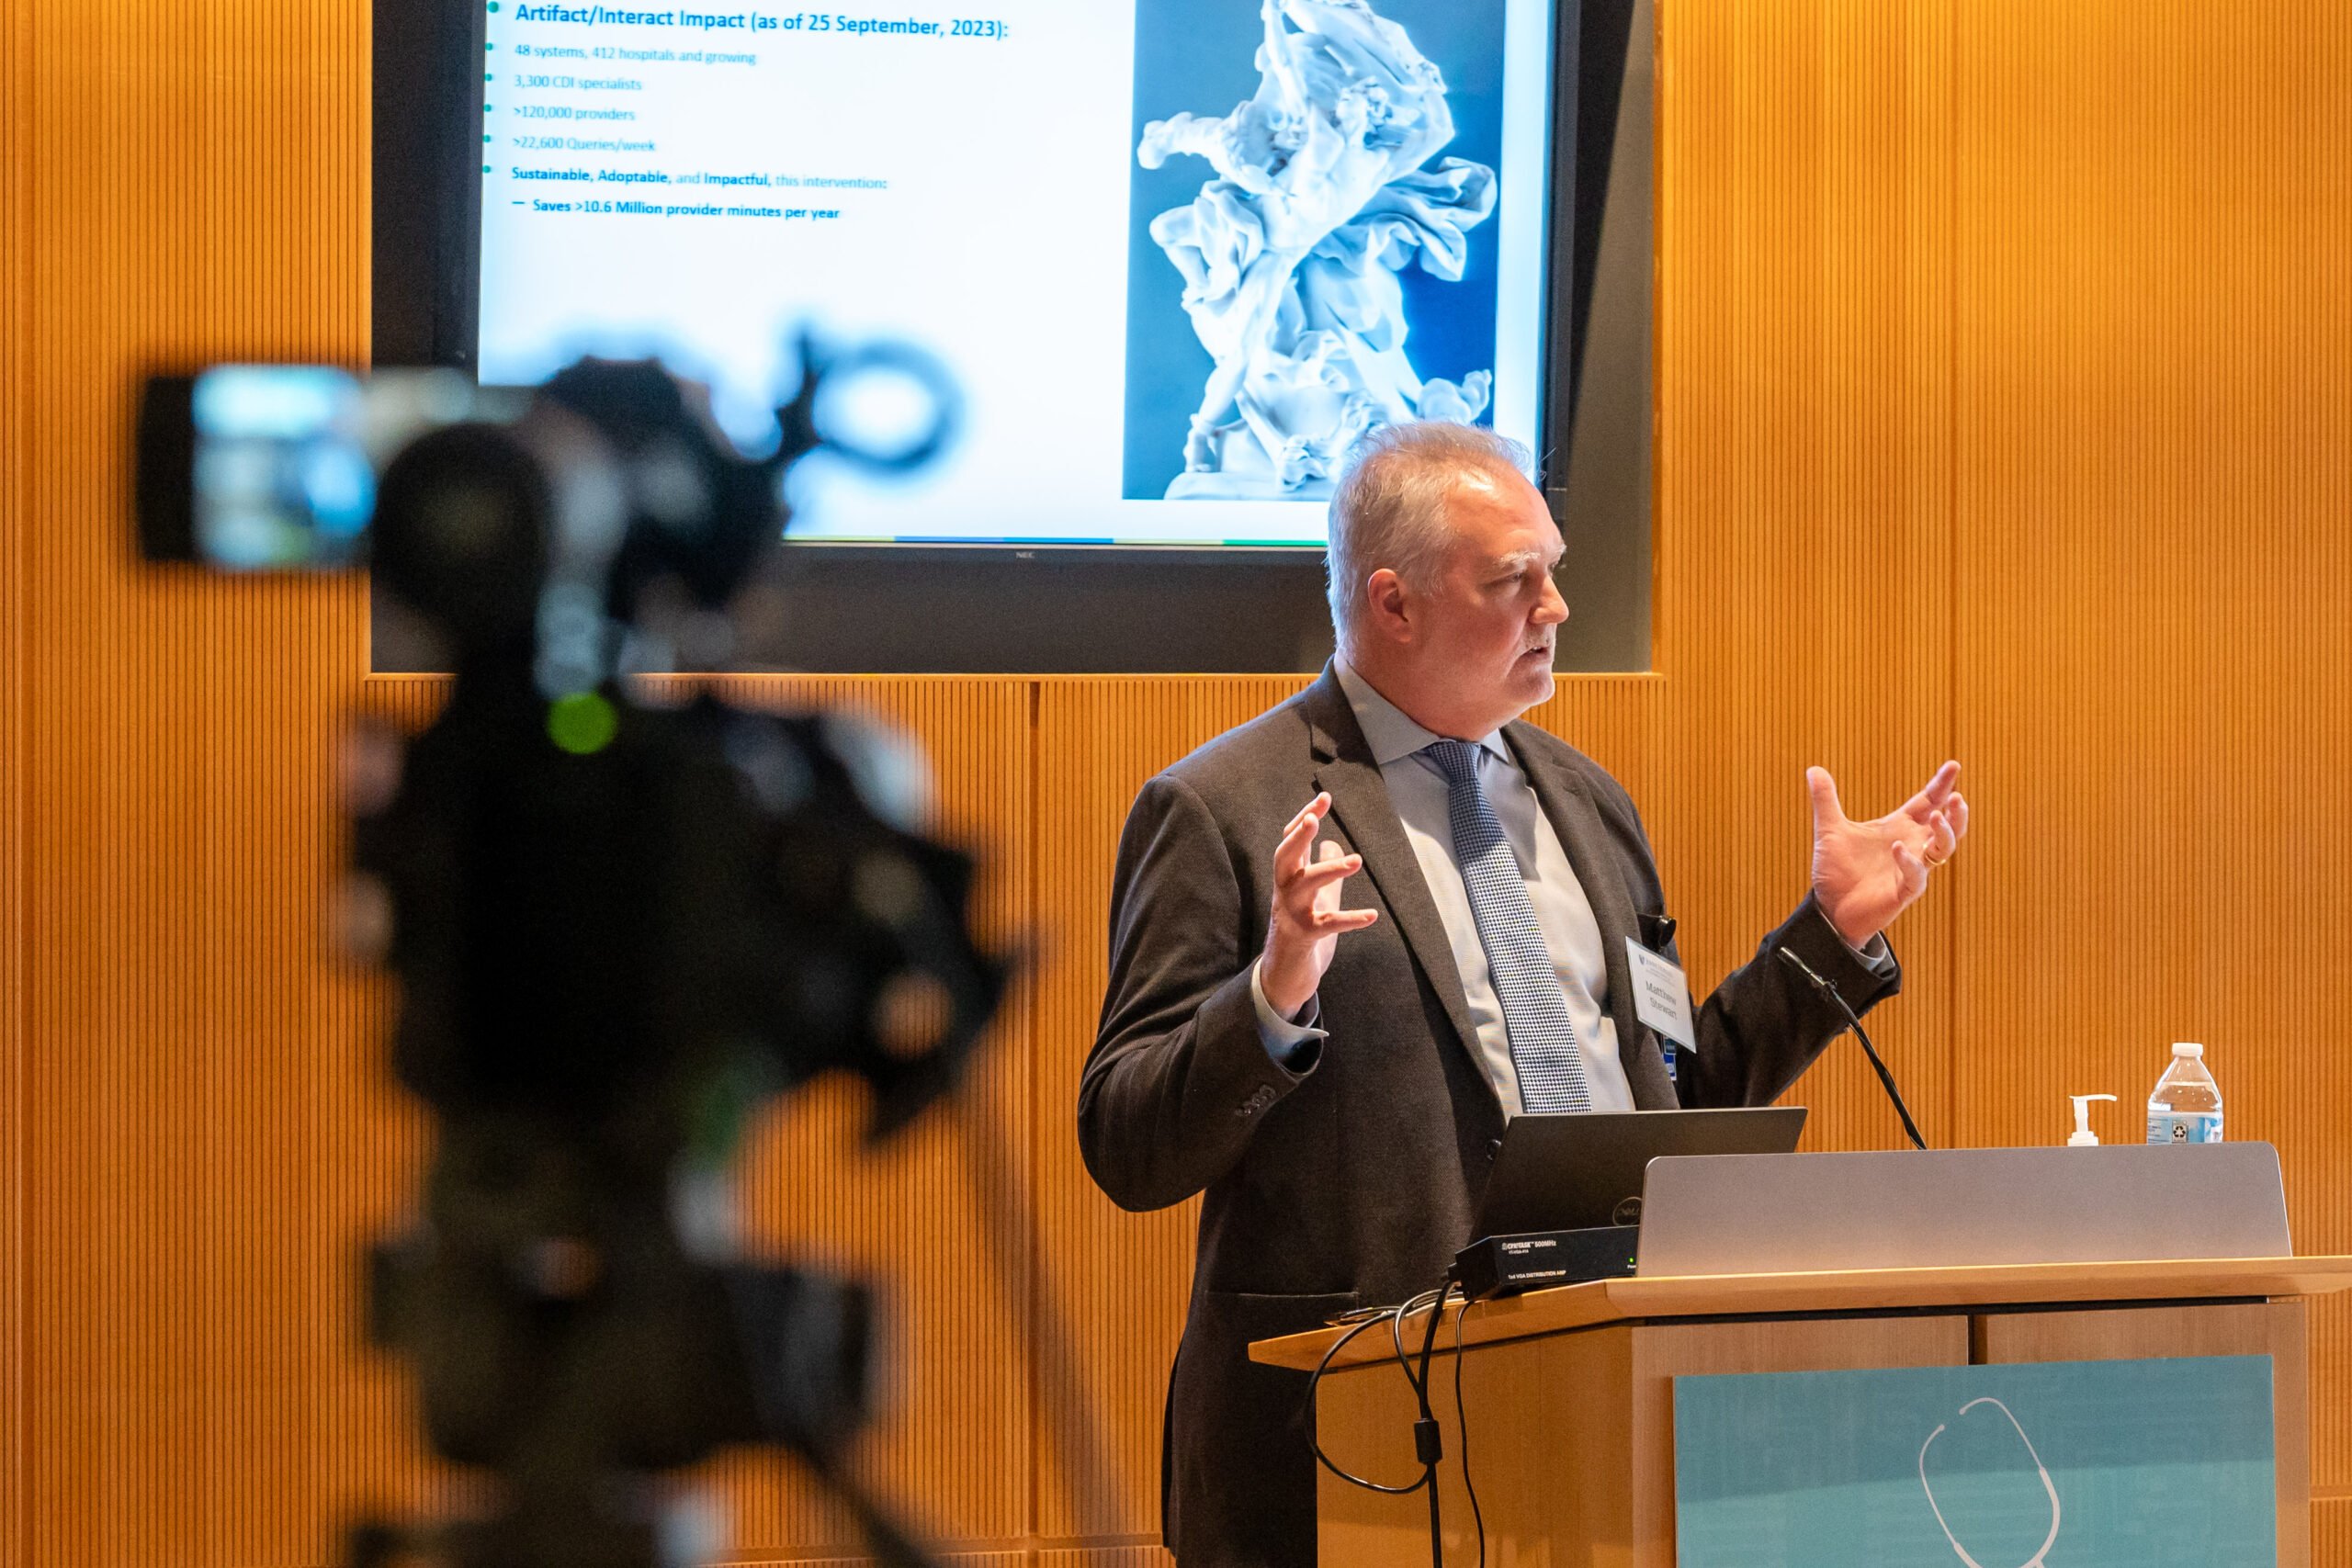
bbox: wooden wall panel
[1,2,28,1567]
[1034,1550,1174,1568]
[302,687,456,1549]
[1657,0,1960,1152]
[2318,1495,2350,1568]
[8,1,388,1565]
[1953,0,2352,1491]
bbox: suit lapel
[1506,725,1679,1109]
[1301,672,1485,1074]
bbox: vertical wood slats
[10,2,379,1566]
[4,0,2350,1564]
[0,1,27,1566]
[1952,0,2352,1496]
[2320,1496,2352,1566]
[1657,0,1959,1153]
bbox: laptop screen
[1472,1107,1807,1238]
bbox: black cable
[1305,1276,1463,1568]
[1388,1286,1446,1391]
[1848,1010,1929,1151]
[1453,1297,1484,1568]
[1410,1281,1447,1568]
[1776,944,1928,1150]
[1307,1308,1433,1494]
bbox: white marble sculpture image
[1137,0,1498,500]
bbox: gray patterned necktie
[1424,739,1594,1114]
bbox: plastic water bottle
[2146,1042,2223,1145]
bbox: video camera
[134,343,1003,1568]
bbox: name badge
[1626,939,1696,1050]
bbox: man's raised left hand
[1807,761,1968,950]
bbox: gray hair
[1324,422,1536,659]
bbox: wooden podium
[1251,1256,2352,1567]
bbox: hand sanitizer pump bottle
[2146,1042,2224,1145]
[2068,1093,2116,1146]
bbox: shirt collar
[1331,660,1513,769]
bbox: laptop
[1471,1106,1808,1241]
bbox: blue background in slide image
[1120,0,1513,502]
[1674,1356,2278,1567]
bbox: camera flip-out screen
[139,367,526,570]
[476,0,1560,547]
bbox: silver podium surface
[1635,1142,2291,1276]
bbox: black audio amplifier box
[1454,1225,1640,1301]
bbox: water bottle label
[1661,1043,1679,1085]
[2146,1111,2224,1145]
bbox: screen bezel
[371,0,1649,673]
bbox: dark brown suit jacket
[1077,668,1898,1567]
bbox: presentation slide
[477,0,1555,544]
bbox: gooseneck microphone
[1776,945,1929,1151]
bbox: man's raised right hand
[1258,792,1379,1021]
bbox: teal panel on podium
[1672,1355,2275,1566]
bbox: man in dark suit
[1077,422,1967,1567]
